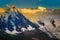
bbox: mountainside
[0,7,40,34]
[0,6,60,40]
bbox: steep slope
[0,7,40,34]
[0,6,60,39]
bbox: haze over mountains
[0,6,57,21]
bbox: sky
[0,0,60,9]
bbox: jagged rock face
[38,18,60,39]
[0,8,40,34]
[0,7,60,39]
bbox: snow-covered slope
[0,7,60,39]
[0,7,40,34]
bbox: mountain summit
[0,6,40,34]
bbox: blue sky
[0,0,60,9]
